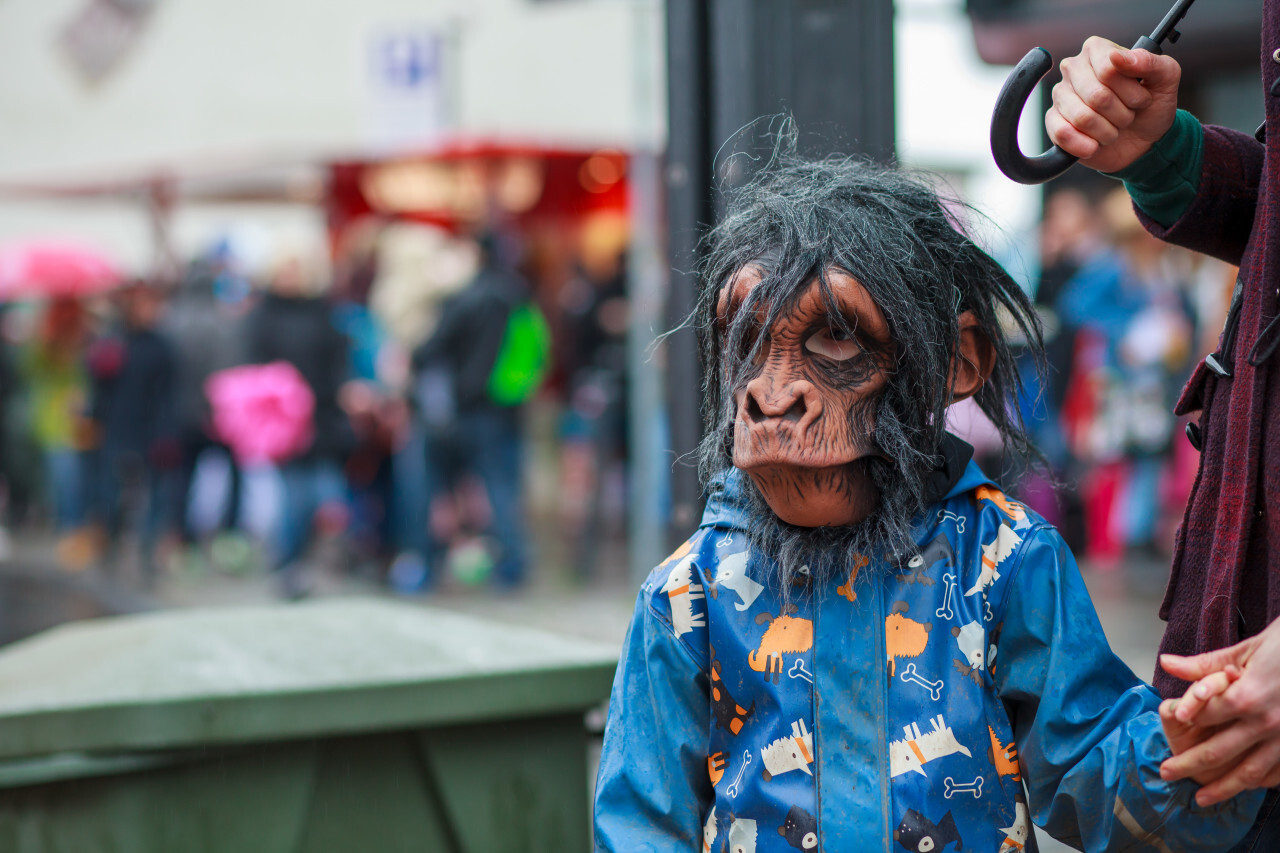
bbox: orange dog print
[886,601,932,678]
[749,612,814,683]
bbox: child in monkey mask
[592,154,1262,852]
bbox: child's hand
[1160,698,1216,762]
[1172,663,1245,726]
[1158,666,1242,787]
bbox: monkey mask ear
[949,311,996,403]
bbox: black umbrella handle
[990,0,1197,185]
[990,47,1077,185]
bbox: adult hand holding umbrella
[989,0,1196,184]
[0,239,122,300]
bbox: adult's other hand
[1159,618,1280,805]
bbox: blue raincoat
[594,458,1263,852]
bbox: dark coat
[1139,2,1280,697]
[244,293,352,463]
[164,278,244,436]
[411,265,527,414]
[88,327,176,458]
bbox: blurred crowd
[0,185,1238,594]
[0,218,631,598]
[988,184,1236,568]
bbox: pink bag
[205,362,315,465]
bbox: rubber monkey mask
[694,155,1040,583]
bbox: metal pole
[624,0,672,583]
[146,178,179,283]
[626,150,670,582]
[663,0,713,549]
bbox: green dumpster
[0,598,619,852]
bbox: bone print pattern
[899,662,943,700]
[725,750,752,798]
[943,775,984,799]
[836,552,869,602]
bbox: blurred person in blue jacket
[593,153,1262,851]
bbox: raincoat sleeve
[993,525,1263,853]
[593,586,712,852]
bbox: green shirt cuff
[1103,109,1204,229]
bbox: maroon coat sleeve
[1137,125,1265,267]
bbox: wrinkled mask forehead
[714,251,790,327]
[714,260,891,367]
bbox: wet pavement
[0,559,151,647]
[0,535,1170,667]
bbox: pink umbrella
[205,362,315,465]
[0,240,122,300]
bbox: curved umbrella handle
[990,0,1194,185]
[990,47,1077,185]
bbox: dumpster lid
[0,598,620,760]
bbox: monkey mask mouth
[720,265,892,528]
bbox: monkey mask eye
[804,326,862,361]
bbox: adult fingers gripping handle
[990,0,1195,184]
